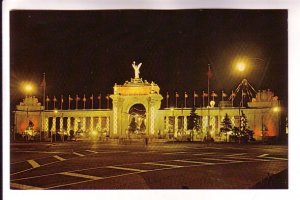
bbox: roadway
[10,140,288,189]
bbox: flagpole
[193,91,196,107]
[207,64,211,106]
[43,73,46,109]
[202,91,205,107]
[184,92,187,108]
[166,92,169,108]
[91,94,94,109]
[83,94,86,109]
[68,95,71,110]
[76,95,78,109]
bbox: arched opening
[128,104,146,138]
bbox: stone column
[60,117,63,132]
[150,104,155,135]
[175,116,178,134]
[52,117,56,132]
[44,117,49,132]
[82,117,86,132]
[184,116,187,131]
[113,106,118,135]
[90,117,94,132]
[67,117,71,134]
[74,118,78,132]
[106,117,110,133]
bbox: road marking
[60,172,102,180]
[225,153,247,157]
[144,162,183,168]
[53,155,66,161]
[85,150,98,153]
[27,160,40,168]
[174,160,215,165]
[201,157,240,162]
[226,156,271,162]
[162,151,188,155]
[132,151,157,154]
[192,152,215,156]
[11,182,44,190]
[257,154,269,158]
[73,152,85,157]
[265,156,288,161]
[107,166,146,172]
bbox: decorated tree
[239,111,255,142]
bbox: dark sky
[10,9,288,108]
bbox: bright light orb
[237,63,246,72]
[273,107,280,113]
[25,84,33,92]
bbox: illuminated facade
[13,62,281,142]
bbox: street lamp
[21,82,36,96]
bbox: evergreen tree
[220,113,232,141]
[187,107,200,131]
[239,111,255,142]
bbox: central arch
[128,104,146,137]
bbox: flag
[106,95,109,100]
[166,92,169,99]
[184,92,188,98]
[194,92,199,98]
[53,96,57,102]
[97,94,101,100]
[83,94,86,102]
[69,95,73,101]
[207,64,213,79]
[222,91,228,97]
[211,91,218,97]
[76,95,80,101]
[90,94,94,100]
[46,96,50,102]
[61,95,64,103]
[175,92,179,98]
[202,91,208,97]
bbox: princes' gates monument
[13,61,282,142]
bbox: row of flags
[45,94,110,110]
[165,90,239,108]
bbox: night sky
[10,9,288,109]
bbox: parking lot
[10,141,288,189]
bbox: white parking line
[144,162,183,168]
[53,155,66,161]
[225,153,247,157]
[174,160,215,165]
[60,172,102,180]
[27,160,40,168]
[265,156,288,161]
[73,152,85,157]
[107,166,146,172]
[85,150,98,153]
[192,152,215,156]
[257,154,269,158]
[11,182,43,190]
[201,157,240,162]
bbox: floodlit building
[12,62,282,142]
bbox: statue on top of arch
[132,61,142,79]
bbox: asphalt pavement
[10,140,288,189]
